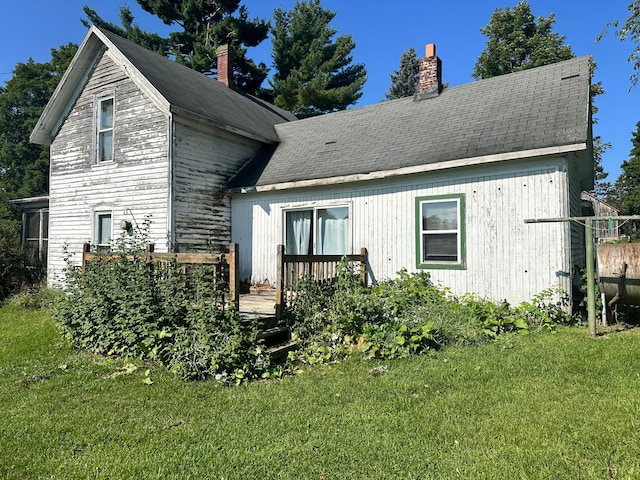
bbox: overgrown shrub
[285,264,575,365]
[54,221,268,383]
[0,221,45,302]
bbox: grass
[2,305,640,479]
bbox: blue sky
[1,1,638,183]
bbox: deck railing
[81,242,240,309]
[275,245,368,318]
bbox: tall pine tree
[613,121,640,214]
[385,47,419,100]
[269,0,367,118]
[83,1,269,96]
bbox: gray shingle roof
[98,28,296,142]
[233,56,590,188]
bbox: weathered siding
[232,157,573,305]
[173,120,263,252]
[47,51,170,285]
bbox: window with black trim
[97,97,114,163]
[416,194,465,269]
[23,209,48,263]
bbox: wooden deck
[238,291,276,320]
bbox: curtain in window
[286,210,312,254]
[97,214,112,245]
[317,207,348,255]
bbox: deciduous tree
[474,1,610,196]
[269,0,367,118]
[0,44,78,233]
[598,1,640,89]
[472,1,574,80]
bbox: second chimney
[417,43,442,94]
[216,45,232,87]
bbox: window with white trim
[94,211,112,249]
[97,97,114,163]
[416,194,465,269]
[285,206,349,255]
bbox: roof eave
[30,30,104,145]
[229,143,588,194]
[171,106,278,144]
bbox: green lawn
[2,306,640,479]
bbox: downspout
[167,115,175,251]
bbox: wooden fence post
[276,244,285,320]
[228,243,240,310]
[360,247,368,287]
[82,242,91,273]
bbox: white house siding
[231,156,573,306]
[47,51,170,285]
[172,120,263,252]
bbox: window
[416,194,465,269]
[94,211,112,249]
[285,206,349,255]
[23,209,48,263]
[97,97,114,163]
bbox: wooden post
[82,242,91,273]
[276,244,285,320]
[360,247,368,287]
[228,243,240,310]
[585,219,597,337]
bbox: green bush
[54,221,269,383]
[285,264,575,365]
[0,221,45,302]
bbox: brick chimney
[216,45,232,87]
[415,43,442,100]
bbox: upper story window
[285,206,349,255]
[97,97,114,163]
[416,194,466,270]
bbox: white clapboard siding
[231,156,575,305]
[47,51,170,285]
[172,120,263,252]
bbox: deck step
[257,326,289,340]
[266,339,298,359]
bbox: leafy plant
[285,264,574,366]
[54,218,269,383]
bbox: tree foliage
[269,0,367,118]
[0,44,78,232]
[598,1,640,89]
[473,1,611,196]
[612,122,640,214]
[385,47,419,100]
[83,1,269,95]
[472,1,574,80]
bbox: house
[29,26,295,285]
[30,27,593,308]
[228,46,593,307]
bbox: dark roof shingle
[233,56,590,188]
[99,28,296,142]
